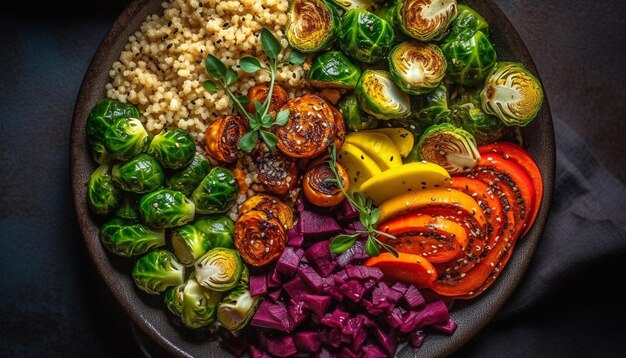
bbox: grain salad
[106,0,309,143]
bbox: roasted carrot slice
[204,115,248,163]
[302,161,348,207]
[234,210,287,267]
[365,252,437,289]
[246,84,289,118]
[241,194,294,229]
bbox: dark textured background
[1,0,625,357]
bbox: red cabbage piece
[249,273,267,297]
[337,240,369,267]
[298,210,342,239]
[374,325,398,357]
[316,348,333,358]
[344,264,384,282]
[251,301,292,333]
[293,331,321,352]
[321,308,350,329]
[335,199,359,223]
[283,275,309,299]
[372,282,391,305]
[327,327,343,348]
[357,313,376,328]
[402,285,426,309]
[363,278,378,294]
[399,300,450,334]
[220,331,249,357]
[359,298,389,315]
[363,344,387,358]
[346,220,366,232]
[249,345,271,358]
[410,330,426,348]
[430,318,458,335]
[287,300,307,328]
[340,346,360,358]
[385,307,404,330]
[262,334,298,357]
[351,326,368,352]
[341,315,365,341]
[391,281,408,295]
[267,265,282,288]
[326,285,344,301]
[302,294,332,316]
[267,288,282,302]
[287,225,304,247]
[276,247,304,276]
[339,279,366,303]
[305,241,337,278]
[297,264,324,293]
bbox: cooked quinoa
[106,0,309,143]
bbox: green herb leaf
[205,55,227,79]
[379,241,399,258]
[225,68,238,86]
[365,237,381,257]
[260,28,282,60]
[238,130,259,152]
[249,115,261,130]
[359,211,371,228]
[275,109,290,126]
[239,56,263,73]
[253,100,264,113]
[260,114,273,128]
[287,49,307,66]
[203,80,217,93]
[330,234,359,254]
[370,208,380,226]
[353,192,366,208]
[259,130,278,151]
[237,95,250,106]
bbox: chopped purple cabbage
[250,301,292,333]
[283,275,309,299]
[337,240,369,267]
[335,199,359,223]
[344,264,384,281]
[249,273,267,297]
[293,331,321,352]
[287,225,304,247]
[297,264,324,293]
[399,300,450,333]
[302,294,332,316]
[276,247,304,276]
[262,334,297,357]
[430,318,458,335]
[410,330,426,349]
[298,210,342,239]
[402,285,426,310]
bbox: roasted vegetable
[86,99,141,164]
[104,117,149,161]
[100,218,165,257]
[139,189,195,228]
[450,89,505,144]
[147,128,195,169]
[132,249,185,295]
[234,210,287,267]
[339,9,396,64]
[276,94,337,158]
[252,145,300,196]
[87,164,122,215]
[115,197,139,221]
[166,153,212,195]
[204,115,248,164]
[355,70,411,120]
[246,84,289,118]
[217,286,260,333]
[480,62,544,126]
[388,42,447,95]
[164,276,222,328]
[329,0,374,11]
[440,4,497,86]
[329,104,346,148]
[416,123,480,174]
[395,0,458,41]
[171,225,211,266]
[337,93,378,131]
[303,161,348,207]
[191,167,239,215]
[413,84,451,125]
[241,194,294,229]
[112,154,164,194]
[286,0,340,53]
[194,247,244,292]
[308,51,362,89]
[193,216,235,248]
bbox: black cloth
[1,1,625,357]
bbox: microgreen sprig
[203,28,306,152]
[326,144,399,258]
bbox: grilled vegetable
[86,99,141,164]
[416,123,480,174]
[241,194,295,229]
[87,164,122,215]
[252,145,300,195]
[139,189,195,228]
[339,9,396,64]
[132,249,185,294]
[100,218,165,257]
[329,0,374,11]
[450,90,505,145]
[234,210,287,267]
[115,197,139,220]
[171,224,211,266]
[246,84,289,118]
[165,276,222,328]
[193,216,235,248]
[217,286,260,333]
[191,167,239,215]
[355,70,411,120]
[286,0,340,53]
[338,93,378,131]
[414,84,451,125]
[303,161,348,207]
[166,153,212,195]
[147,128,196,169]
[388,42,447,95]
[395,0,458,41]
[329,104,346,148]
[204,115,248,163]
[365,252,437,288]
[308,51,362,89]
[194,247,244,292]
[104,117,149,161]
[112,154,164,194]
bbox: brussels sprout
[286,0,340,53]
[87,164,122,215]
[171,225,211,266]
[449,89,505,144]
[193,216,235,248]
[86,99,141,164]
[414,84,451,125]
[132,249,185,295]
[194,248,243,292]
[339,9,396,64]
[355,70,411,120]
[239,265,250,286]
[308,51,362,89]
[147,128,195,170]
[112,154,165,194]
[165,276,222,329]
[329,0,374,11]
[388,42,447,95]
[217,286,260,333]
[164,283,185,316]
[395,0,458,41]
[103,117,149,161]
[100,218,165,257]
[191,167,239,215]
[139,189,195,228]
[375,2,397,25]
[416,123,480,174]
[166,153,212,195]
[439,5,497,86]
[480,62,544,126]
[338,93,378,131]
[115,197,140,221]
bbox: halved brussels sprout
[389,42,447,95]
[338,93,378,131]
[308,51,362,89]
[329,0,374,11]
[194,248,244,292]
[480,62,544,126]
[355,70,411,120]
[100,218,165,257]
[112,154,164,194]
[171,224,211,266]
[441,4,497,86]
[193,216,235,248]
[87,164,122,215]
[413,84,451,125]
[191,167,239,215]
[132,249,185,295]
[416,123,480,174]
[395,0,458,41]
[217,286,260,333]
[115,197,140,221]
[86,99,141,164]
[164,275,222,329]
[339,9,396,64]
[164,282,185,317]
[286,0,340,53]
[166,153,212,195]
[104,117,149,161]
[138,189,195,228]
[147,128,195,169]
[450,88,505,144]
